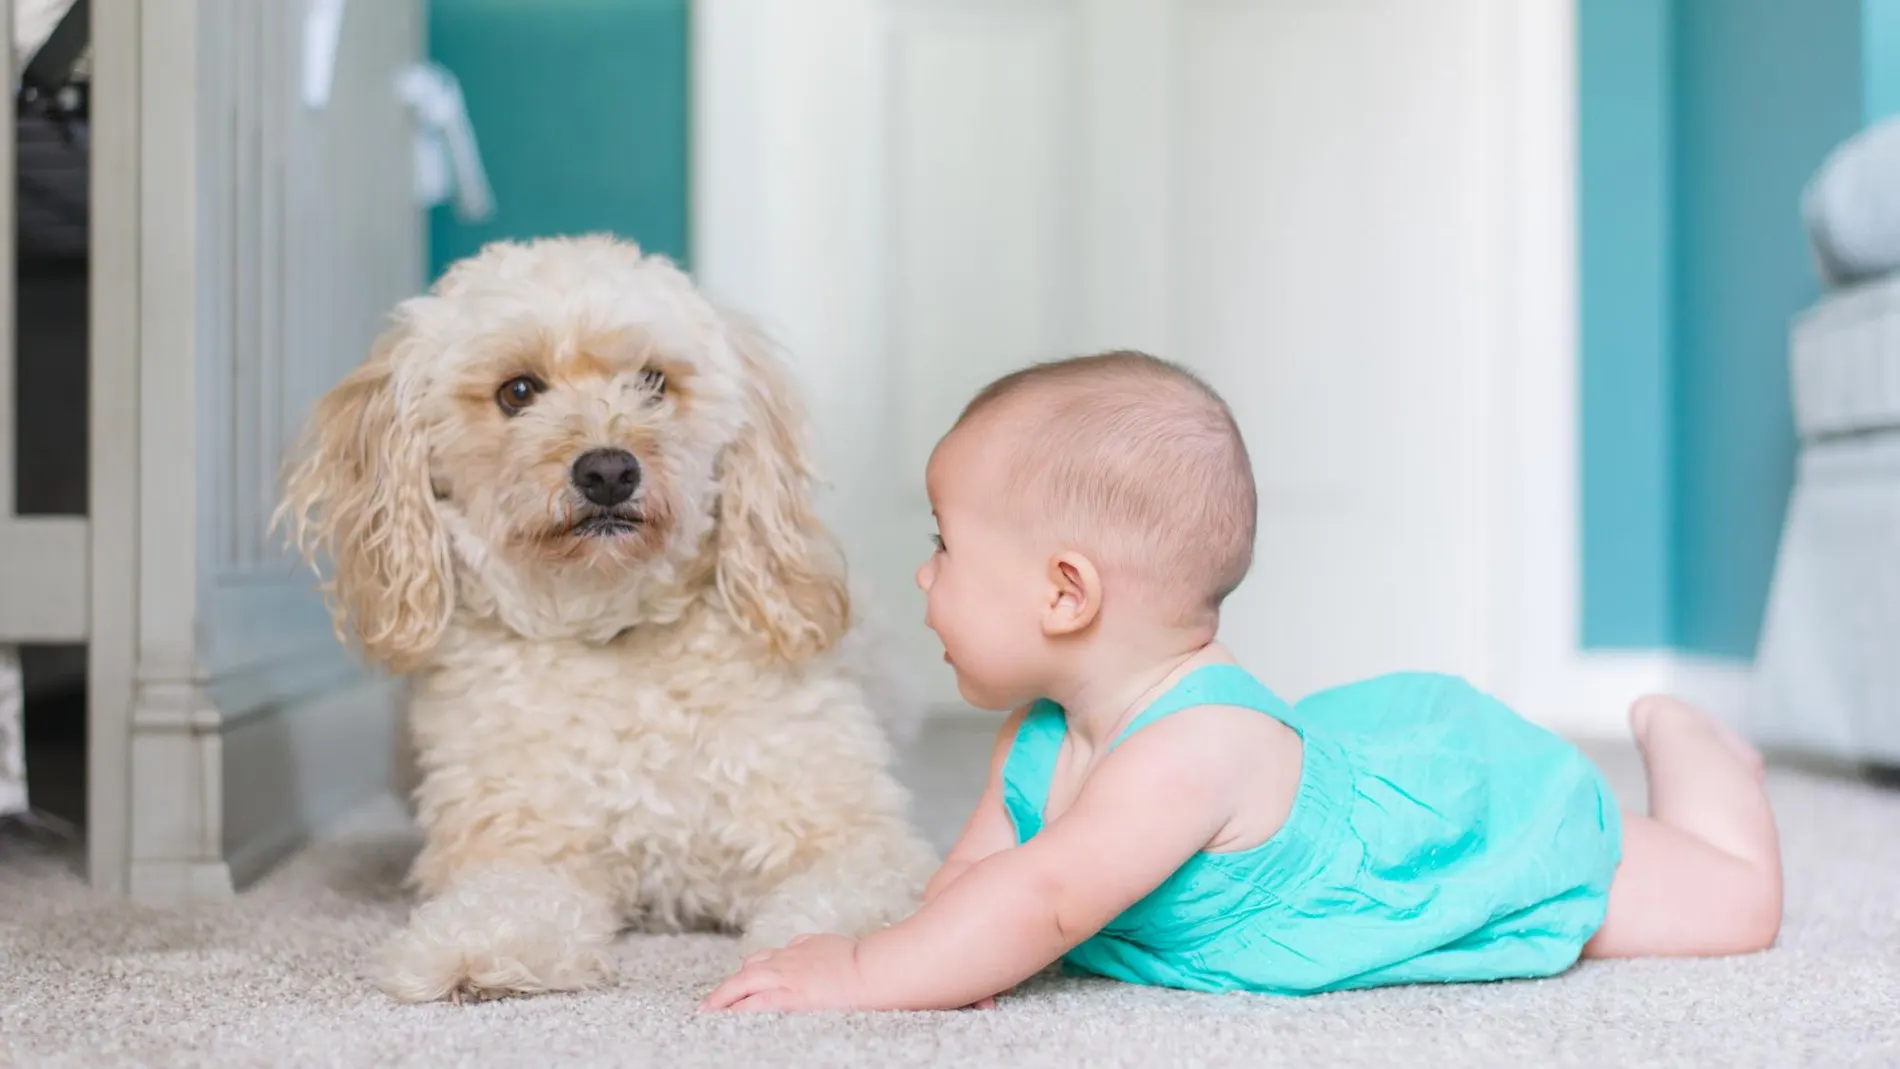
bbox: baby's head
[916,350,1256,709]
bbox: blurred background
[3,0,1898,899]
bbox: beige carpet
[3,718,1898,1068]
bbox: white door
[695,0,1556,713]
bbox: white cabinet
[0,0,426,900]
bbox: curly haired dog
[276,234,939,1004]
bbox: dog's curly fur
[275,234,938,1004]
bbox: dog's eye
[497,376,542,416]
[639,367,667,399]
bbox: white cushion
[1803,116,1900,288]
[1790,271,1900,439]
[1750,433,1900,765]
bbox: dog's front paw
[374,926,614,1005]
[741,824,938,953]
[739,904,847,956]
[373,864,619,1004]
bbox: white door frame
[86,0,159,895]
[691,0,1605,735]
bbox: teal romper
[1001,665,1625,996]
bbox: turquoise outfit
[1001,665,1624,996]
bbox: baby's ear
[1042,550,1104,636]
[274,317,456,672]
[709,312,851,662]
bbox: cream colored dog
[277,234,938,1004]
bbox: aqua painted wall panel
[1577,0,1887,658]
[1869,0,1900,119]
[1578,0,1676,649]
[1670,0,1866,658]
[426,0,690,282]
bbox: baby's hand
[698,934,871,1013]
[697,933,1003,1013]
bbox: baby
[700,350,1784,1012]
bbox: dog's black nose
[571,448,641,507]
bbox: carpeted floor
[3,717,1898,1068]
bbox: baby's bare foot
[1629,694,1765,782]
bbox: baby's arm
[850,715,1240,1010]
[921,706,1029,904]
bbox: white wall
[694,0,1672,740]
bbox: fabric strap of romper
[1005,665,1287,842]
[1107,665,1283,751]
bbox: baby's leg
[1582,695,1783,959]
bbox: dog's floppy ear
[711,314,851,662]
[274,316,455,673]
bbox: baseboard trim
[221,673,406,893]
[1534,652,1672,738]
[1530,652,1755,741]
[1666,654,1757,721]
[128,859,235,906]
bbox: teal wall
[1578,0,1677,649]
[1871,0,1900,118]
[426,0,691,282]
[1579,0,1882,658]
[1671,0,1868,657]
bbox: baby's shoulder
[1106,701,1303,848]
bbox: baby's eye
[929,532,945,553]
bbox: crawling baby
[701,350,1783,1012]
